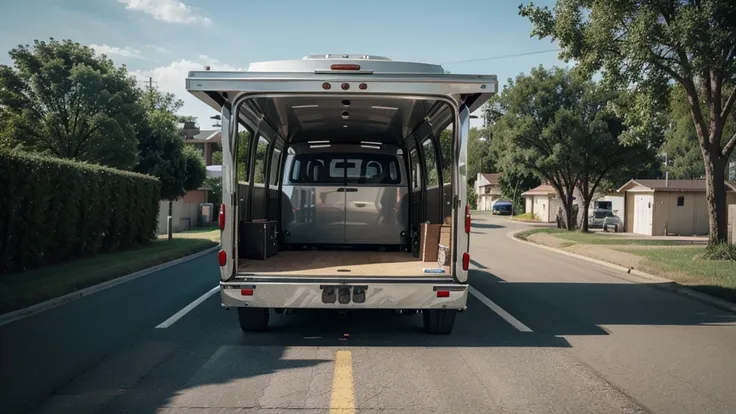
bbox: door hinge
[454,196,461,208]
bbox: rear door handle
[345,188,358,192]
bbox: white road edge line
[469,286,533,332]
[156,286,220,329]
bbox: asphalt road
[2,213,736,413]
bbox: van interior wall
[231,96,457,276]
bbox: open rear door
[454,106,471,283]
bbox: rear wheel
[238,307,270,332]
[423,309,456,334]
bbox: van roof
[246,54,447,74]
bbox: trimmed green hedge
[0,150,161,274]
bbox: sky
[0,0,569,130]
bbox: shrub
[0,150,160,274]
[513,212,539,221]
[702,243,736,261]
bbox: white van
[186,54,497,334]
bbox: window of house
[677,196,685,207]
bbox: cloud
[90,44,143,59]
[145,44,170,54]
[118,0,211,25]
[132,56,245,123]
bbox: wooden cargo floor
[237,250,450,277]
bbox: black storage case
[239,220,278,260]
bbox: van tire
[238,307,269,332]
[423,309,456,334]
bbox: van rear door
[454,107,471,283]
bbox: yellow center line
[329,350,355,414]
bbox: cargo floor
[237,250,450,277]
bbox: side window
[677,196,685,207]
[422,138,439,187]
[253,136,269,184]
[291,158,301,181]
[236,129,251,183]
[269,149,281,187]
[410,149,421,191]
[440,129,452,184]
[389,160,398,181]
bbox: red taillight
[219,204,226,230]
[341,82,350,90]
[436,290,450,298]
[331,64,361,71]
[359,83,367,90]
[465,204,471,233]
[241,288,253,296]
[218,250,227,266]
[322,82,331,90]
[462,253,470,271]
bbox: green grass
[515,228,697,246]
[0,236,218,315]
[511,212,539,221]
[619,247,736,302]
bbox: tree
[498,171,540,214]
[663,84,736,179]
[134,87,188,201]
[492,66,654,230]
[183,145,207,192]
[521,0,736,243]
[0,38,142,169]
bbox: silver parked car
[603,214,623,232]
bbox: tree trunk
[565,191,575,231]
[581,197,591,233]
[704,155,728,244]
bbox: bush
[702,243,736,261]
[513,212,539,221]
[0,150,160,274]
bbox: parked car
[492,201,513,215]
[603,215,623,232]
[589,209,616,228]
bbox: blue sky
[0,0,568,129]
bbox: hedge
[0,150,161,274]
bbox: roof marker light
[331,64,361,70]
[359,83,367,90]
[341,83,350,90]
[322,82,331,90]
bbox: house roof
[617,179,736,193]
[522,184,558,196]
[480,173,500,185]
[185,130,220,143]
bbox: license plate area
[320,285,368,304]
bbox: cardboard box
[420,223,441,262]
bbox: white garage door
[633,194,653,235]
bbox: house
[157,123,221,234]
[521,184,562,222]
[617,179,736,236]
[474,173,502,210]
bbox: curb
[507,229,736,314]
[507,218,556,227]
[0,245,220,327]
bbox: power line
[440,48,562,65]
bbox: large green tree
[135,87,188,201]
[493,66,655,230]
[521,0,736,243]
[663,84,736,179]
[0,39,142,169]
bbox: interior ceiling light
[292,104,318,109]
[308,140,329,144]
[371,106,398,111]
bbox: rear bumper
[219,281,468,310]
